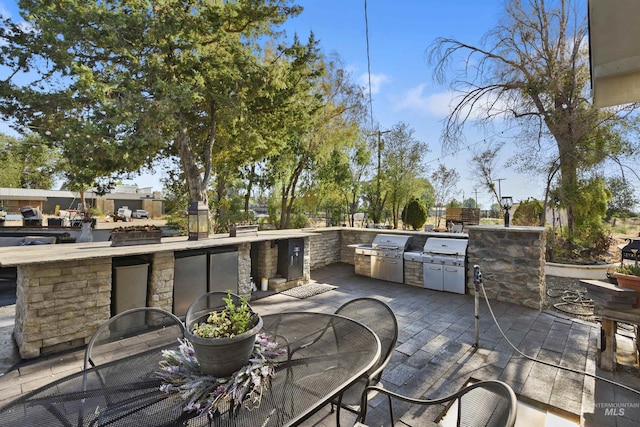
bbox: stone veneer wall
[308,229,341,269]
[403,259,423,288]
[466,226,546,310]
[14,258,112,359]
[354,253,371,277]
[13,227,548,359]
[252,241,278,283]
[148,251,175,312]
[309,227,546,308]
[250,238,310,291]
[12,237,305,359]
[339,228,374,265]
[237,243,252,297]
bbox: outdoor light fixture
[501,196,513,228]
[188,201,209,240]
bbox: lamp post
[188,201,210,240]
[501,196,513,228]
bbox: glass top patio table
[0,311,381,427]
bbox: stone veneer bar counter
[0,230,316,359]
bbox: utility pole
[473,188,479,208]
[376,129,391,196]
[493,178,505,201]
[367,129,391,224]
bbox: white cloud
[393,84,509,120]
[358,72,390,94]
[393,84,454,118]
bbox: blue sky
[283,0,534,208]
[0,0,544,208]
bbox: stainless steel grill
[404,237,468,294]
[355,234,410,283]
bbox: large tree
[430,164,459,228]
[428,0,638,239]
[270,54,365,229]
[0,0,308,208]
[0,133,57,189]
[381,122,429,229]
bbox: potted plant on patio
[613,262,640,307]
[183,291,263,377]
[109,225,162,246]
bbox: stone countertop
[0,229,318,267]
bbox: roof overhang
[0,195,47,201]
[589,0,640,108]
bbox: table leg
[599,319,617,372]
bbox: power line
[363,0,375,130]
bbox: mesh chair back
[358,380,517,427]
[84,307,185,370]
[457,380,515,426]
[334,298,398,380]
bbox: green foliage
[165,215,188,234]
[430,164,459,228]
[0,133,57,189]
[402,198,428,230]
[191,292,256,339]
[381,122,430,229]
[606,176,638,219]
[267,199,281,229]
[89,207,103,217]
[428,0,640,241]
[548,177,615,263]
[214,196,245,233]
[462,198,477,208]
[615,263,640,277]
[513,198,543,226]
[1,0,313,206]
[291,212,310,229]
[545,225,615,264]
[573,177,611,241]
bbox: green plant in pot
[184,291,263,377]
[613,261,640,308]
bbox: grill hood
[371,234,411,251]
[423,237,468,256]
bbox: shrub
[512,198,543,226]
[402,198,427,230]
[291,212,310,229]
[545,224,615,264]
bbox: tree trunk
[176,132,207,204]
[175,117,215,206]
[244,165,255,217]
[556,137,578,239]
[279,157,305,229]
[216,178,227,202]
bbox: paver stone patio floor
[0,263,639,426]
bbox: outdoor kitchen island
[0,230,315,359]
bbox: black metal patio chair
[355,379,517,427]
[331,297,399,426]
[84,306,185,370]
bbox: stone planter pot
[229,224,258,237]
[110,230,162,247]
[614,273,640,308]
[545,262,619,280]
[184,292,262,377]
